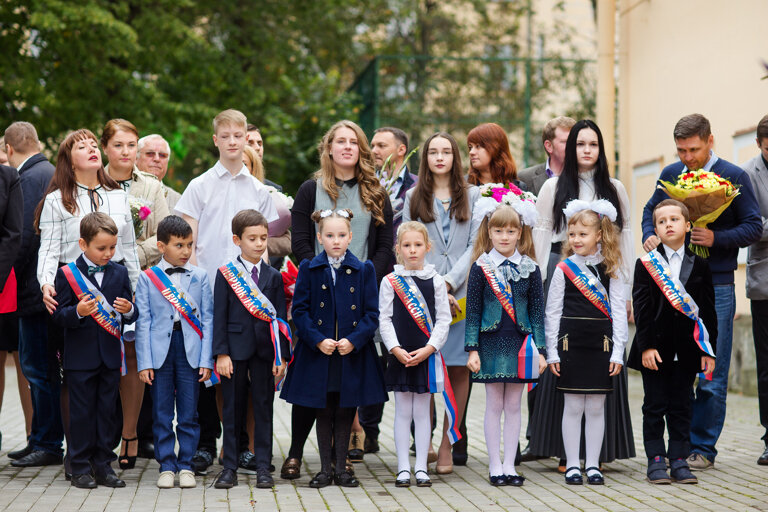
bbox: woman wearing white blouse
[37,129,139,308]
[528,120,635,466]
[533,120,633,296]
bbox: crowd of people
[0,108,767,492]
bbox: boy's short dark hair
[232,209,268,238]
[157,215,193,243]
[80,212,118,243]
[653,198,690,224]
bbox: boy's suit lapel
[679,251,695,286]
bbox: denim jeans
[150,330,200,473]
[18,313,63,455]
[689,284,735,461]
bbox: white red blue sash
[61,263,127,376]
[144,266,203,339]
[386,273,461,444]
[219,261,293,390]
[477,254,539,389]
[641,249,715,381]
[557,258,612,319]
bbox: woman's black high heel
[119,437,137,470]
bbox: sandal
[119,437,137,470]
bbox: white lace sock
[412,392,432,475]
[501,383,525,476]
[394,392,415,474]
[562,393,586,476]
[584,394,606,475]
[484,383,505,476]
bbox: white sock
[501,383,525,476]
[484,383,505,476]
[584,394,606,475]
[413,392,432,476]
[562,394,586,474]
[394,391,415,474]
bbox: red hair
[467,123,518,185]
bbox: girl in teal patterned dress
[465,202,545,487]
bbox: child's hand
[139,369,154,385]
[466,351,481,373]
[317,338,338,355]
[216,354,233,379]
[406,345,436,367]
[701,356,715,375]
[447,293,461,318]
[549,362,560,377]
[641,349,662,371]
[42,284,58,314]
[337,338,354,356]
[76,296,98,317]
[609,362,623,376]
[273,358,287,378]
[391,347,412,365]
[538,354,547,374]
[113,297,132,314]
[199,367,212,383]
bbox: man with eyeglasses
[137,134,181,212]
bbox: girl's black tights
[315,392,355,474]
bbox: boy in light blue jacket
[135,215,214,489]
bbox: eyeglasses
[142,151,169,159]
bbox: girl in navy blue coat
[280,209,386,488]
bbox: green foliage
[0,0,595,193]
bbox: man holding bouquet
[641,113,762,470]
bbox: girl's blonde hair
[242,145,265,182]
[310,208,354,233]
[561,210,622,279]
[315,120,388,226]
[470,205,536,263]
[395,221,431,265]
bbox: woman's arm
[37,194,63,290]
[428,275,452,352]
[544,266,565,363]
[609,275,629,364]
[443,186,480,293]
[533,179,557,280]
[369,196,394,285]
[290,180,317,264]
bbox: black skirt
[557,317,613,394]
[528,363,636,462]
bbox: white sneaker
[157,471,175,488]
[179,469,196,488]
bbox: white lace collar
[481,250,537,281]
[569,246,604,266]
[328,254,345,269]
[393,263,438,279]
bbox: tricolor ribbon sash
[61,262,127,376]
[477,254,517,324]
[477,254,538,390]
[144,266,203,339]
[219,261,293,390]
[386,273,462,444]
[204,369,221,388]
[641,249,715,381]
[557,258,612,319]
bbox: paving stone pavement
[1,364,767,511]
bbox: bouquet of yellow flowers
[658,169,740,257]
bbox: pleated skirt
[527,364,636,462]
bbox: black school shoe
[309,471,332,488]
[96,472,126,488]
[506,474,525,486]
[8,442,33,460]
[192,449,214,475]
[564,467,583,485]
[334,470,359,487]
[395,470,411,487]
[669,458,697,484]
[11,450,63,467]
[647,456,671,484]
[256,469,274,488]
[489,474,508,486]
[213,468,238,489]
[585,467,604,485]
[71,473,97,489]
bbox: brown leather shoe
[280,457,301,480]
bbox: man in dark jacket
[4,121,62,467]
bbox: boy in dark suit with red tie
[212,209,289,489]
[629,199,717,485]
[51,212,137,488]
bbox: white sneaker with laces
[157,471,175,488]
[179,469,196,488]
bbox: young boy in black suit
[629,199,717,485]
[51,212,137,488]
[212,209,289,489]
